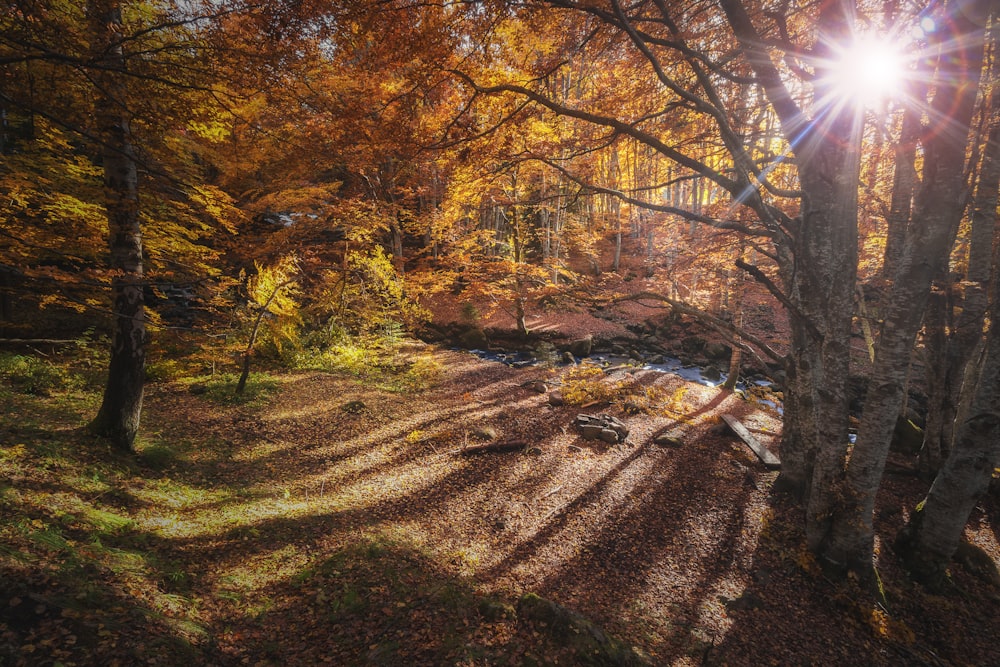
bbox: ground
[2,341,999,666]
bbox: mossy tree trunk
[87,0,145,452]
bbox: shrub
[0,353,83,395]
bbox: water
[466,348,774,394]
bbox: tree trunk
[896,320,1000,588]
[920,19,1000,476]
[823,2,987,575]
[87,0,145,452]
[718,0,858,508]
[881,102,920,282]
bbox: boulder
[517,593,651,666]
[458,326,489,350]
[704,342,731,360]
[891,416,924,454]
[681,335,706,355]
[567,334,593,358]
[702,366,722,383]
[653,433,683,448]
[576,413,629,443]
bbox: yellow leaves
[189,185,244,234]
[866,607,916,644]
[187,119,231,143]
[248,256,301,316]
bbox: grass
[0,349,536,665]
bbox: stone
[458,326,489,350]
[704,342,731,360]
[567,334,593,358]
[702,366,722,383]
[473,425,498,440]
[891,416,924,454]
[562,351,577,365]
[681,335,706,355]
[340,400,367,414]
[653,433,683,447]
[575,413,629,443]
[517,593,651,666]
[599,428,620,443]
[548,391,565,406]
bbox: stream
[465,348,782,413]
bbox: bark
[824,2,988,575]
[718,0,858,508]
[920,20,1000,475]
[86,0,145,452]
[897,326,1000,588]
[881,103,920,282]
[236,277,296,395]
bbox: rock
[681,335,706,355]
[477,597,516,621]
[458,326,489,350]
[562,351,578,365]
[702,366,722,383]
[340,400,367,414]
[567,334,593,358]
[653,433,683,447]
[576,413,629,443]
[548,391,565,406]
[473,425,498,440]
[189,383,208,395]
[720,592,764,611]
[528,380,547,393]
[704,342,731,360]
[517,593,651,666]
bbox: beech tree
[2,0,238,449]
[438,0,997,581]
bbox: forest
[2,0,999,664]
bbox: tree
[821,0,989,574]
[2,0,243,450]
[437,0,996,581]
[84,0,147,450]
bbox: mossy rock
[458,326,489,350]
[517,593,651,666]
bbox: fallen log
[459,440,528,455]
[721,414,780,470]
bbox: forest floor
[2,341,1000,666]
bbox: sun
[826,35,907,107]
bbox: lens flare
[827,35,906,107]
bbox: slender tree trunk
[824,2,987,575]
[235,280,293,395]
[87,0,145,452]
[882,102,920,282]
